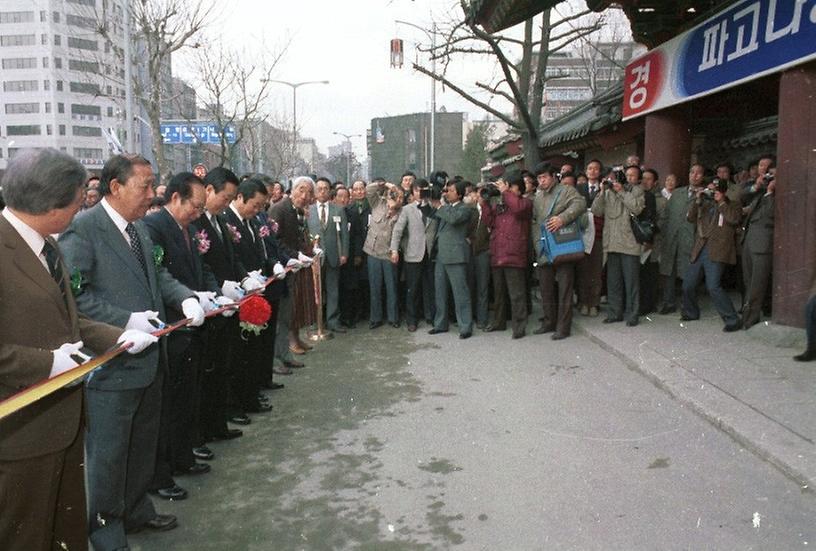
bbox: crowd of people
[1,146,815,551]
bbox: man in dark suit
[741,167,775,329]
[467,183,491,330]
[429,181,474,339]
[342,180,371,327]
[224,180,285,404]
[0,149,156,551]
[59,154,205,549]
[308,177,349,333]
[143,172,226,498]
[575,159,605,317]
[192,167,252,430]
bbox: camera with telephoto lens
[479,183,501,200]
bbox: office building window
[3,80,38,92]
[70,82,100,95]
[5,102,39,114]
[7,125,42,136]
[0,12,35,24]
[2,57,36,69]
[72,125,102,137]
[0,34,36,47]
[67,37,97,51]
[58,125,66,136]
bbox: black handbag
[629,213,656,244]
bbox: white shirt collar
[2,208,46,261]
[229,203,245,223]
[100,197,130,235]
[450,201,460,207]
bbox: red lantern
[390,38,404,68]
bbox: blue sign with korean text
[623,0,816,120]
[159,122,237,145]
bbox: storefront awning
[538,82,623,150]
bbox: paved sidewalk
[573,304,816,489]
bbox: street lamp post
[394,19,437,175]
[265,79,329,182]
[332,131,362,185]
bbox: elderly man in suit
[59,154,206,550]
[308,177,349,333]
[659,164,703,314]
[0,149,156,551]
[429,180,474,339]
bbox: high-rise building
[0,0,137,172]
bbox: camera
[762,172,775,184]
[419,187,431,200]
[387,189,401,201]
[479,183,501,200]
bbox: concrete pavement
[574,300,816,490]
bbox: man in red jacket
[481,171,533,338]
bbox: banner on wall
[622,0,816,121]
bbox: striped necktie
[42,240,68,308]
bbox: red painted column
[643,104,692,184]
[773,62,816,327]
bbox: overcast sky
[174,0,625,161]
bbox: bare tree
[129,0,214,177]
[412,2,603,164]
[190,37,289,169]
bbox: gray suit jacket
[391,202,427,263]
[434,202,472,265]
[307,201,349,268]
[741,186,774,255]
[59,203,194,391]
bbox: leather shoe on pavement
[723,320,743,332]
[284,359,305,368]
[272,366,293,375]
[428,328,448,335]
[369,321,383,329]
[173,462,210,476]
[459,332,472,340]
[229,414,251,425]
[407,324,417,332]
[193,446,214,461]
[793,350,816,362]
[128,514,178,533]
[149,485,188,501]
[551,332,568,340]
[208,428,243,441]
[533,324,555,335]
[658,304,676,315]
[602,317,623,324]
[679,314,699,321]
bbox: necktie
[125,222,148,277]
[244,218,255,241]
[42,240,68,308]
[181,225,192,254]
[320,204,327,228]
[209,214,223,241]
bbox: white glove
[125,310,164,332]
[248,269,266,283]
[297,252,313,266]
[241,276,264,291]
[313,246,324,257]
[50,341,90,378]
[181,297,206,327]
[273,262,286,279]
[194,291,218,312]
[214,295,237,317]
[221,280,244,301]
[117,329,159,354]
[286,258,302,272]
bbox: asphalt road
[131,324,816,551]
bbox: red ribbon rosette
[238,295,272,339]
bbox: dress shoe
[533,324,555,335]
[228,414,251,425]
[209,428,243,441]
[257,394,271,405]
[588,307,599,317]
[149,484,188,501]
[284,359,305,368]
[793,350,816,362]
[626,319,639,327]
[289,344,306,355]
[390,321,400,328]
[680,314,699,321]
[603,317,623,324]
[512,329,525,339]
[459,331,472,340]
[407,324,417,332]
[173,462,210,476]
[369,321,383,329]
[127,514,178,533]
[273,366,293,375]
[551,332,568,340]
[264,381,285,390]
[245,402,272,413]
[193,446,214,461]
[484,324,506,332]
[658,304,677,315]
[428,328,448,335]
[722,320,742,332]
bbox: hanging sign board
[622,0,816,121]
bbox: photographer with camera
[681,179,743,331]
[740,156,776,329]
[591,164,645,326]
[390,179,435,332]
[481,172,533,338]
[363,179,403,329]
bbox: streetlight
[264,79,329,181]
[394,19,437,175]
[332,131,362,185]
